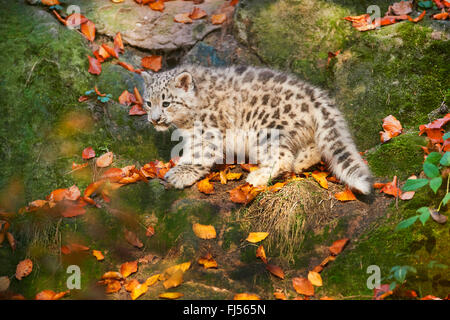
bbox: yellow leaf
[198,253,218,269]
[120,261,138,278]
[162,262,191,280]
[130,283,148,300]
[145,274,160,287]
[159,292,183,299]
[225,172,243,181]
[308,271,323,287]
[192,223,216,239]
[246,232,269,243]
[92,250,104,261]
[233,293,260,300]
[311,171,329,189]
[197,178,214,194]
[163,269,183,289]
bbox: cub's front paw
[164,165,204,189]
[245,168,272,186]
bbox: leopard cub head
[141,69,198,131]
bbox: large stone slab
[71,0,226,51]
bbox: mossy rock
[235,0,450,150]
[366,132,427,180]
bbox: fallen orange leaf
[334,188,357,201]
[174,13,193,24]
[197,178,214,194]
[80,20,95,42]
[329,238,349,255]
[87,55,101,75]
[256,245,267,264]
[35,290,69,300]
[273,291,287,300]
[101,44,119,59]
[96,152,114,168]
[101,271,123,280]
[312,171,329,189]
[408,10,426,23]
[120,261,138,278]
[129,104,147,115]
[163,269,183,289]
[233,293,261,300]
[104,280,121,293]
[380,175,401,197]
[211,13,226,25]
[130,283,148,300]
[82,146,96,160]
[149,0,164,12]
[292,277,314,296]
[145,274,160,287]
[198,253,218,269]
[189,7,207,20]
[114,32,125,53]
[266,264,285,279]
[141,55,162,72]
[92,250,105,261]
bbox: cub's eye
[162,101,170,108]
[146,101,152,108]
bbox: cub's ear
[141,71,152,84]
[174,71,195,92]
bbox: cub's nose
[151,113,161,123]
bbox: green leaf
[395,215,419,231]
[425,152,442,165]
[423,162,440,178]
[429,176,443,194]
[389,281,397,291]
[394,267,407,283]
[417,207,430,226]
[443,132,450,141]
[440,152,450,166]
[402,178,429,191]
[442,193,450,206]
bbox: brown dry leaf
[15,259,33,280]
[246,232,269,243]
[256,245,267,264]
[233,293,261,300]
[105,280,121,293]
[124,229,143,248]
[96,152,114,168]
[120,261,138,278]
[292,277,314,296]
[92,250,105,261]
[163,269,183,289]
[145,274,160,287]
[308,271,323,287]
[197,178,214,194]
[211,13,226,24]
[131,283,148,300]
[329,238,349,255]
[174,13,193,24]
[266,264,285,279]
[141,55,162,72]
[159,292,183,299]
[192,223,216,239]
[312,171,329,189]
[0,276,10,292]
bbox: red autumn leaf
[329,238,349,255]
[141,55,162,72]
[381,175,401,197]
[41,0,60,5]
[35,290,69,300]
[433,12,449,20]
[78,95,89,102]
[94,86,106,97]
[133,87,144,105]
[380,115,402,143]
[87,55,101,75]
[82,147,95,160]
[327,49,340,67]
[114,32,125,53]
[256,245,267,264]
[15,259,33,280]
[146,226,155,237]
[59,200,87,218]
[80,20,95,42]
[129,104,147,116]
[334,188,357,201]
[101,44,119,59]
[98,46,111,61]
[100,168,125,182]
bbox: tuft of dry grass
[237,179,340,263]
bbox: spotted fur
[141,65,373,194]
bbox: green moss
[366,133,427,180]
[322,188,450,299]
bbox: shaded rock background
[0,0,449,299]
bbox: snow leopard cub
[141,65,373,195]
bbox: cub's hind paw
[164,165,207,189]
